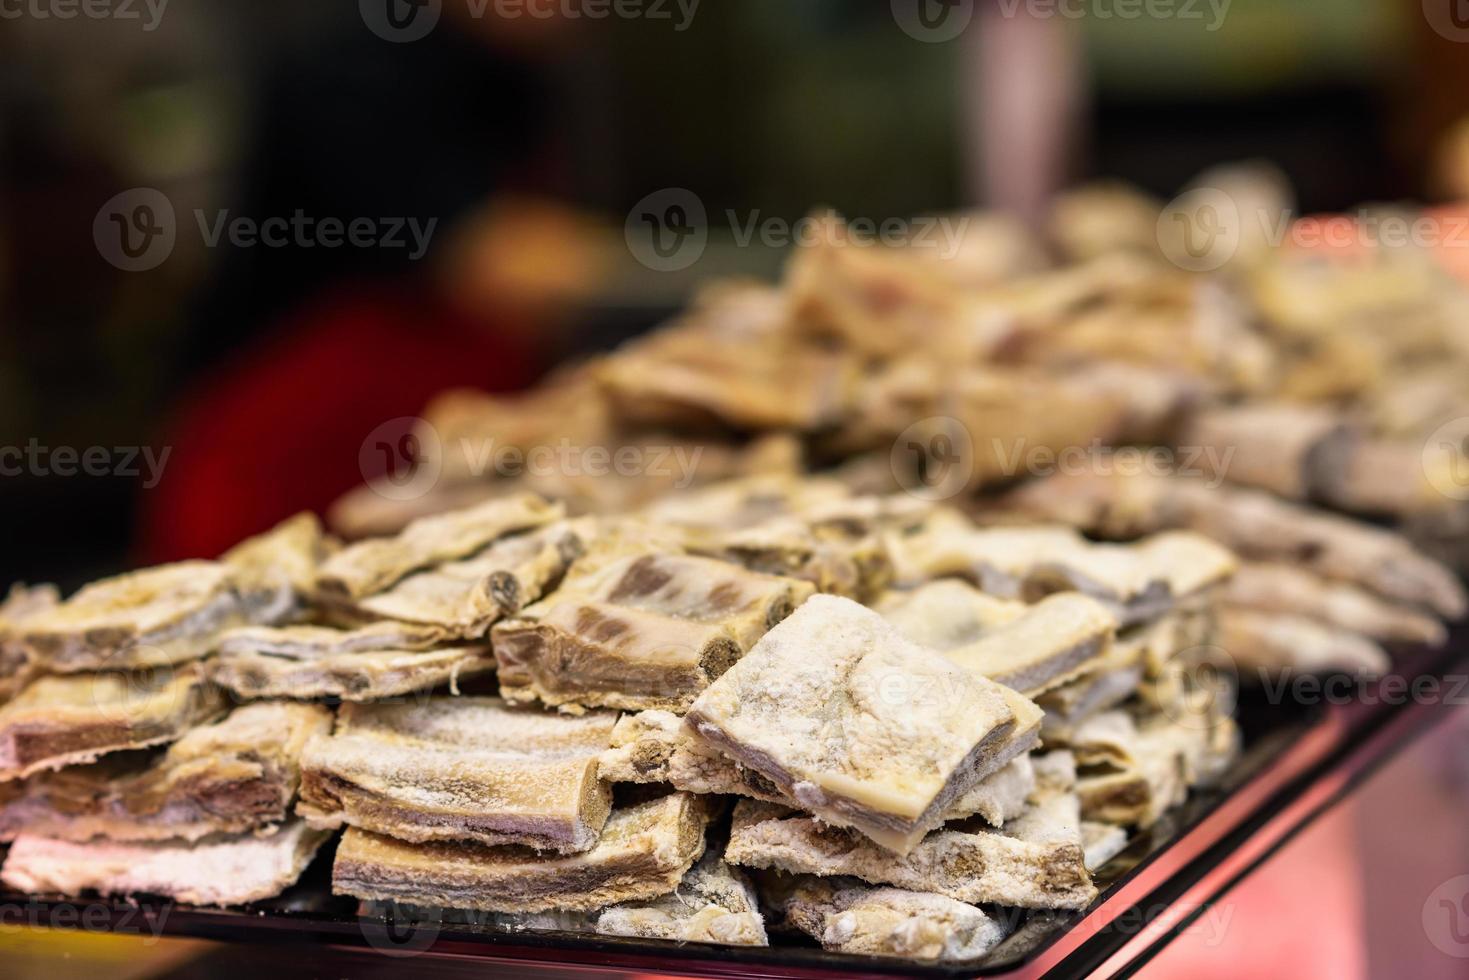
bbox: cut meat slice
[598,709,1037,828]
[686,595,1037,855]
[595,850,768,946]
[0,583,59,703]
[223,512,334,625]
[694,517,894,602]
[1223,562,1445,645]
[879,585,1116,696]
[874,580,1027,648]
[0,701,331,842]
[17,562,249,673]
[351,521,586,637]
[1181,402,1354,501]
[315,493,562,601]
[725,792,1096,910]
[213,622,495,702]
[0,664,226,781]
[494,553,814,713]
[776,877,1007,961]
[1081,821,1129,870]
[332,791,714,913]
[888,520,1235,626]
[1218,607,1389,675]
[1068,708,1238,828]
[1004,470,1466,618]
[1,820,328,906]
[298,698,617,853]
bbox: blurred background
[2,0,1468,589]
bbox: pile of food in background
[0,163,1463,964]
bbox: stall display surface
[2,636,1456,980]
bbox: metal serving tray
[3,636,1464,979]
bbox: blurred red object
[139,281,535,563]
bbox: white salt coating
[316,492,562,599]
[887,522,1234,623]
[493,549,814,713]
[726,793,1095,910]
[595,851,769,946]
[782,879,1007,961]
[599,711,1035,827]
[1,821,328,906]
[0,663,224,781]
[1223,561,1445,645]
[20,561,235,637]
[875,579,1026,649]
[211,644,496,703]
[0,701,331,843]
[332,792,712,913]
[879,584,1116,695]
[357,521,585,632]
[298,697,617,850]
[16,561,251,671]
[687,595,1023,851]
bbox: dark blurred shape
[182,11,554,374]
